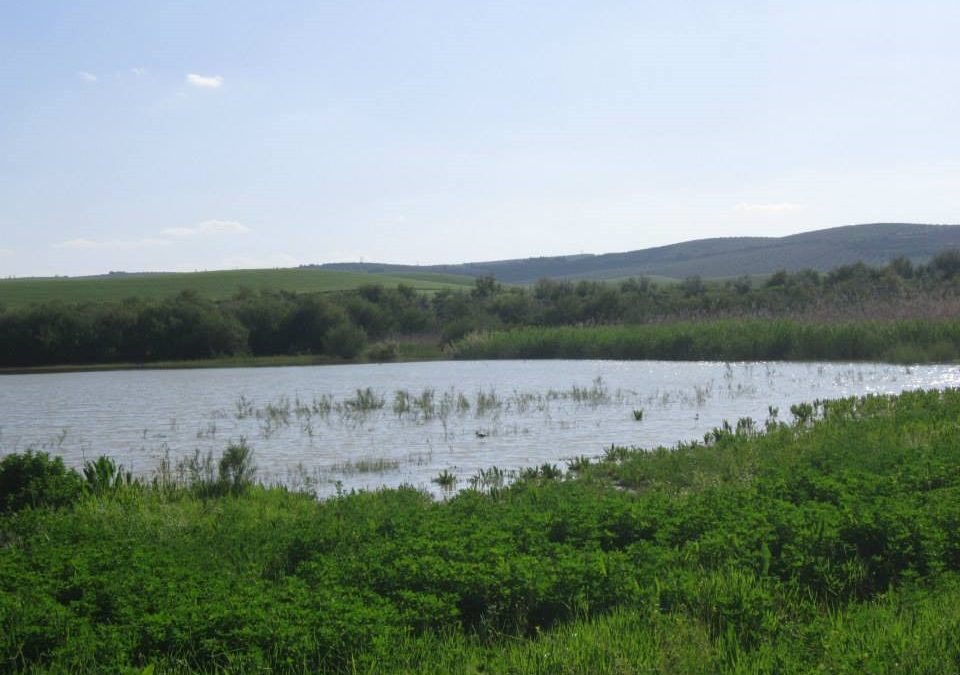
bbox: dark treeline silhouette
[3,252,960,368]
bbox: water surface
[2,360,957,496]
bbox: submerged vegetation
[3,388,960,671]
[6,253,960,368]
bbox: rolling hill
[0,268,474,308]
[321,223,960,283]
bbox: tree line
[2,252,960,367]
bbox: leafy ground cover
[2,389,960,672]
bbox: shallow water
[2,360,958,496]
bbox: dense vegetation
[450,318,960,363]
[4,252,960,368]
[2,388,960,672]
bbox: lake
[2,360,958,496]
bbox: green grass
[0,341,446,375]
[0,268,474,307]
[4,388,960,672]
[451,319,960,363]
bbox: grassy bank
[3,388,960,672]
[0,341,446,375]
[450,318,960,363]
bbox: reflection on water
[1,360,958,496]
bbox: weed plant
[5,389,960,672]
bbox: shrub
[324,322,368,359]
[367,340,401,362]
[218,440,256,495]
[0,451,83,513]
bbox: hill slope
[0,268,473,308]
[322,223,960,283]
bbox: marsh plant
[432,469,457,490]
[468,465,512,491]
[235,395,255,419]
[344,387,385,412]
[330,457,400,475]
[173,440,256,496]
[82,456,135,495]
[219,439,256,494]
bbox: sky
[1,0,959,277]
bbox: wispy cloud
[0,247,14,256]
[77,71,98,83]
[161,220,250,238]
[735,202,802,214]
[130,67,146,77]
[55,221,251,252]
[54,237,170,251]
[186,73,223,89]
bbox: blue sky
[1,1,959,277]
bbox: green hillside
[0,268,474,308]
[323,223,960,283]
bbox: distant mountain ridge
[322,223,960,283]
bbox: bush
[324,322,367,359]
[0,451,83,513]
[367,340,401,362]
[218,441,256,495]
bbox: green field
[4,389,960,672]
[0,268,474,307]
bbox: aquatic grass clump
[393,389,412,417]
[344,387,386,412]
[475,389,502,415]
[330,457,401,474]
[570,376,610,405]
[468,465,512,491]
[82,456,135,495]
[432,469,457,490]
[235,394,255,419]
[413,388,436,418]
[308,394,334,416]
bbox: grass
[450,318,960,364]
[0,267,473,307]
[3,388,960,671]
[0,341,446,375]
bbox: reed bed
[449,318,960,363]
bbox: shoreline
[0,344,448,376]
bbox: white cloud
[735,202,803,214]
[130,67,146,77]
[78,71,98,83]
[186,73,223,89]
[0,247,13,256]
[54,237,170,251]
[161,220,250,238]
